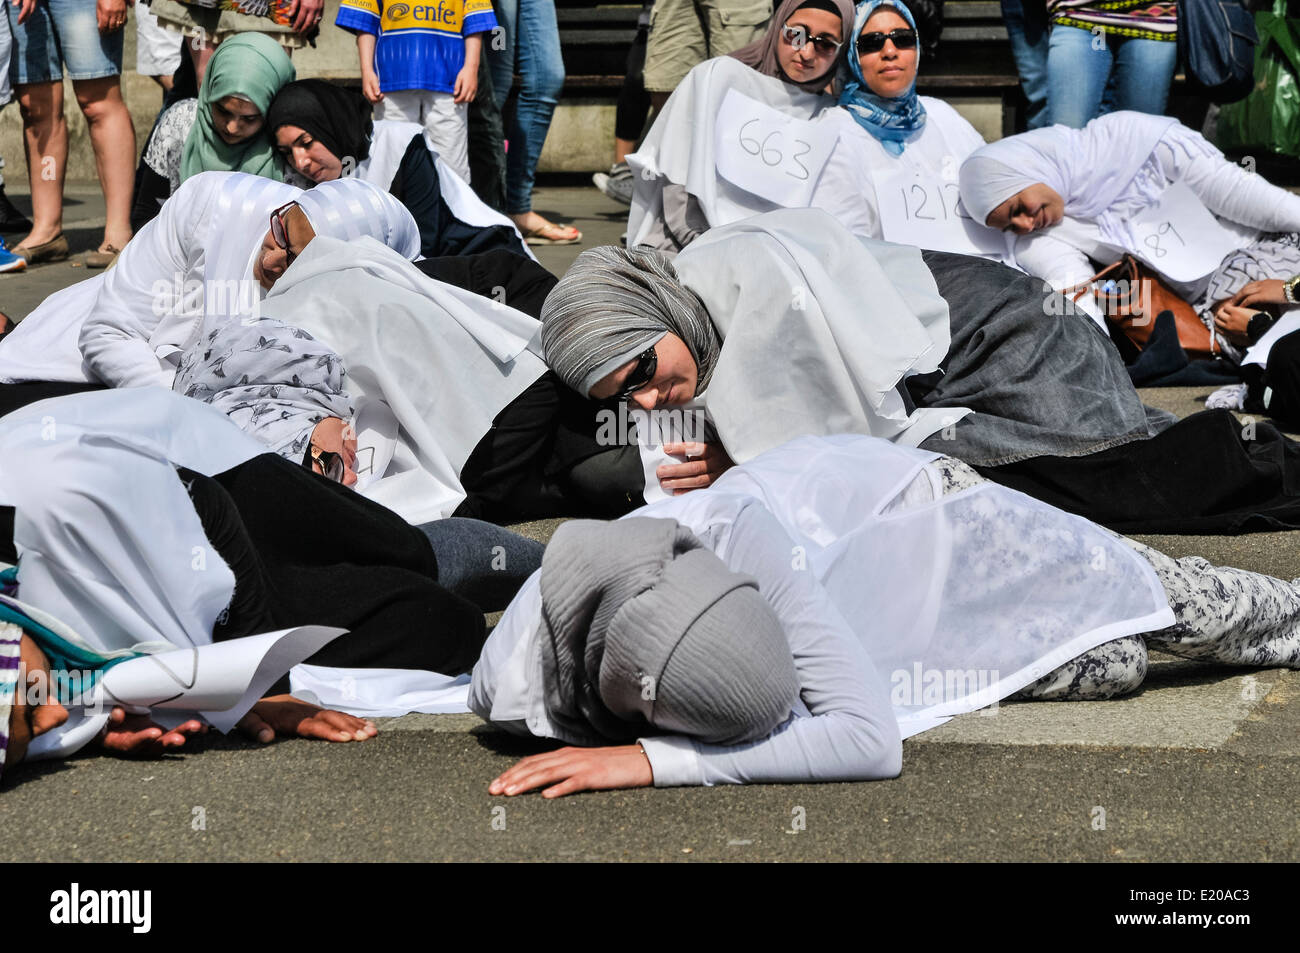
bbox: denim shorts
[6,0,123,85]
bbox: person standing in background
[5,0,138,268]
[642,0,772,109]
[135,0,184,95]
[1000,0,1050,129]
[1044,0,1178,128]
[337,0,497,184]
[487,0,582,244]
[0,1,34,273]
[592,0,653,207]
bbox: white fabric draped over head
[958,111,1178,234]
[294,176,421,259]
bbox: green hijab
[180,33,296,183]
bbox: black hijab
[267,79,374,164]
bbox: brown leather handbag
[1066,255,1215,359]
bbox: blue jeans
[1001,0,1050,130]
[6,0,122,85]
[1046,24,1177,128]
[487,0,565,215]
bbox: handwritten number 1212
[738,118,811,180]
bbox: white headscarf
[958,111,1178,234]
[295,176,421,258]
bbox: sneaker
[592,161,634,206]
[0,236,27,274]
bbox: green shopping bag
[1217,0,1300,157]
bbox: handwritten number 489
[739,119,811,181]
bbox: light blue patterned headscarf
[837,0,927,156]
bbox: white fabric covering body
[0,173,300,387]
[355,119,537,260]
[0,389,268,757]
[259,235,549,523]
[819,98,1013,262]
[469,433,1175,786]
[965,116,1300,322]
[666,208,969,462]
[626,57,846,250]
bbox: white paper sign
[87,626,346,732]
[876,164,1010,260]
[1128,183,1245,283]
[715,88,839,208]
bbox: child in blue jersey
[336,0,498,183]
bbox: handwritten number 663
[739,119,812,181]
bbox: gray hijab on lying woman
[540,517,798,746]
[542,245,722,397]
[541,209,960,463]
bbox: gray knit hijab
[540,246,722,397]
[539,517,798,746]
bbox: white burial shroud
[626,56,842,249]
[670,208,970,463]
[639,434,1175,738]
[259,235,549,524]
[0,389,348,755]
[0,172,299,386]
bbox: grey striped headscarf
[540,245,721,397]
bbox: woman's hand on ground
[1214,302,1257,346]
[99,707,208,756]
[237,694,377,744]
[489,745,653,798]
[96,0,128,32]
[1228,279,1287,309]
[657,441,735,495]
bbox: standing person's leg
[701,0,770,60]
[487,0,518,112]
[642,0,707,109]
[504,0,579,242]
[422,90,472,183]
[1000,0,1051,130]
[48,0,133,260]
[1109,35,1177,117]
[1044,22,1112,128]
[7,0,67,257]
[468,54,507,211]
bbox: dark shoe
[12,232,69,264]
[0,188,33,233]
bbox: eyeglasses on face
[780,23,844,56]
[269,201,300,267]
[856,28,918,54]
[612,346,659,401]
[303,441,346,483]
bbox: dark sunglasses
[269,201,299,267]
[780,23,844,56]
[857,28,918,54]
[303,441,346,483]
[612,346,658,401]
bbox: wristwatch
[1285,274,1300,305]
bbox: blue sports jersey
[336,0,498,95]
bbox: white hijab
[959,111,1178,238]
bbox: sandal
[521,221,582,246]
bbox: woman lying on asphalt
[540,211,1300,536]
[0,388,543,780]
[472,433,1300,796]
